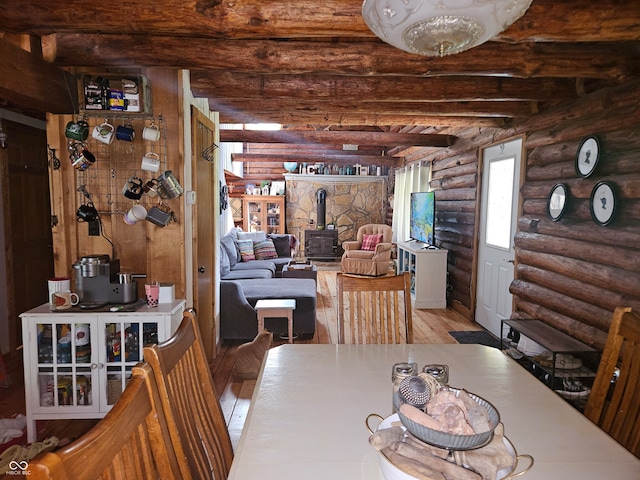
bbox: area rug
[448,331,502,349]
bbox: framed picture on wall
[590,181,616,226]
[575,135,600,178]
[547,183,569,221]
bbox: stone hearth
[284,174,386,253]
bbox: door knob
[198,266,206,273]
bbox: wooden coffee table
[254,299,297,343]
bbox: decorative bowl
[283,162,298,173]
[397,388,500,450]
[372,414,517,480]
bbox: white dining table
[227,344,640,480]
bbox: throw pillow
[237,239,256,262]
[361,233,383,251]
[221,234,239,267]
[253,239,278,260]
[220,244,231,276]
[269,235,291,257]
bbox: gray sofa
[219,229,316,339]
[220,278,317,339]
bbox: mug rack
[74,114,170,218]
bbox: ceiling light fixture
[362,0,533,57]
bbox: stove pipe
[316,189,327,228]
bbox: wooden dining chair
[29,363,183,480]
[583,306,640,458]
[143,309,234,480]
[337,272,413,344]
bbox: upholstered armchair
[341,224,393,276]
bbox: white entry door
[475,139,523,337]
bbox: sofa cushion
[220,244,231,276]
[237,231,267,243]
[269,235,292,257]
[362,233,383,251]
[237,239,256,262]
[232,260,276,275]
[221,269,273,280]
[221,233,239,267]
[254,239,278,260]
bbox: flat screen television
[410,191,435,245]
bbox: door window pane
[485,157,515,249]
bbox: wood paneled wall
[404,78,640,351]
[47,68,187,300]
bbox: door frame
[471,135,526,329]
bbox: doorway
[1,119,54,355]
[191,108,218,361]
[475,138,523,337]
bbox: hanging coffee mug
[123,204,147,225]
[157,171,184,199]
[116,123,135,142]
[146,203,173,227]
[141,152,160,172]
[92,122,115,144]
[142,123,160,142]
[65,120,89,141]
[122,176,144,200]
[70,146,97,171]
[76,204,99,222]
[142,178,160,198]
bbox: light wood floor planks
[210,269,483,448]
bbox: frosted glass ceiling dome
[362,0,533,57]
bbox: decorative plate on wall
[575,136,600,178]
[590,181,617,226]
[547,183,569,221]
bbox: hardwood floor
[0,269,483,451]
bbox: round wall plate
[575,136,600,178]
[547,183,568,221]
[590,181,616,226]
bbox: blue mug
[116,124,135,142]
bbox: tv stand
[396,241,448,309]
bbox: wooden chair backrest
[30,363,183,480]
[337,272,413,344]
[143,309,234,479]
[583,306,640,457]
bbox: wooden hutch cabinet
[242,195,285,234]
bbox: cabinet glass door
[35,320,98,411]
[247,200,262,232]
[101,318,158,407]
[266,201,281,234]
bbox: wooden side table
[255,299,297,343]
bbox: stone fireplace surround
[284,174,387,257]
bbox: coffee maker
[72,254,141,306]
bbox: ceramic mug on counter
[51,290,79,310]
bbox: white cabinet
[20,300,185,442]
[396,242,448,309]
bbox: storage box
[159,283,175,303]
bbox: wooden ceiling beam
[191,71,577,103]
[232,153,401,167]
[210,99,532,118]
[220,130,455,147]
[2,1,638,42]
[0,38,77,114]
[216,111,504,128]
[49,35,635,80]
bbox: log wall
[404,78,640,351]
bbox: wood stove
[305,229,338,260]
